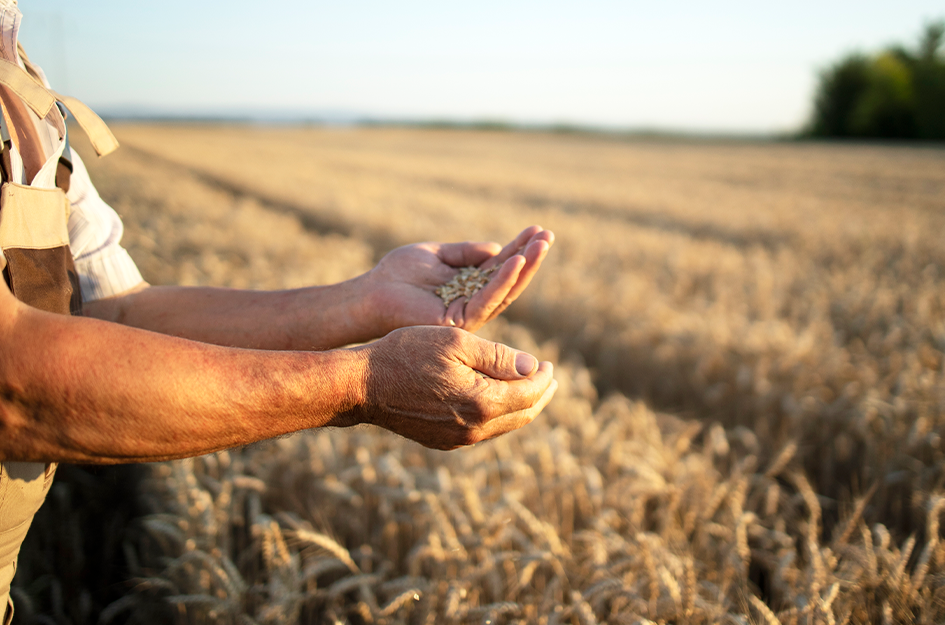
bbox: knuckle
[492,343,503,370]
[441,325,466,346]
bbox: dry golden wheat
[10,126,945,625]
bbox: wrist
[281,346,370,430]
[287,272,378,349]
[324,345,371,428]
[359,267,402,339]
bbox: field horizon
[96,115,814,143]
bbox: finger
[531,228,555,248]
[476,378,558,442]
[485,237,551,322]
[457,334,550,382]
[479,226,544,270]
[443,296,466,327]
[461,254,526,329]
[437,241,502,268]
[475,361,554,421]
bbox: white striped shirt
[0,0,143,302]
[66,150,145,301]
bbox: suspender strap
[0,58,56,120]
[53,104,72,193]
[49,92,119,157]
[0,104,9,144]
[16,43,119,158]
[0,103,11,184]
[56,103,73,171]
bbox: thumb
[461,335,538,380]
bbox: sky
[17,1,945,134]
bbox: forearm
[83,277,379,351]
[0,300,365,464]
[82,227,556,351]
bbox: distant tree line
[808,21,945,140]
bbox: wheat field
[11,126,945,625]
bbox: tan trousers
[0,462,57,619]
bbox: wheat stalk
[292,528,361,574]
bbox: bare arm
[1,281,363,463]
[82,276,379,351]
[0,283,555,464]
[82,226,554,351]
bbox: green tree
[810,54,871,137]
[851,51,917,138]
[808,21,945,140]
[913,22,945,139]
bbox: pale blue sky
[18,1,945,133]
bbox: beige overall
[0,46,118,623]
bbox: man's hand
[365,226,554,335]
[344,326,557,450]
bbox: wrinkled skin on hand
[366,225,554,335]
[346,326,557,450]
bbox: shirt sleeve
[66,149,145,302]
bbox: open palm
[365,226,554,335]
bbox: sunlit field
[13,126,945,625]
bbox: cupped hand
[365,226,554,335]
[347,325,556,449]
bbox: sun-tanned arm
[82,227,554,351]
[82,278,376,351]
[0,225,556,464]
[0,276,556,465]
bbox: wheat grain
[658,566,682,614]
[749,595,782,625]
[764,443,798,479]
[793,473,826,597]
[831,484,878,549]
[435,265,499,307]
[292,529,360,574]
[378,589,421,617]
[891,534,916,592]
[507,497,565,556]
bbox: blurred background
[18,0,945,138]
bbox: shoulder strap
[16,43,119,158]
[0,57,55,119]
[48,91,119,157]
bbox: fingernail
[515,353,537,376]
